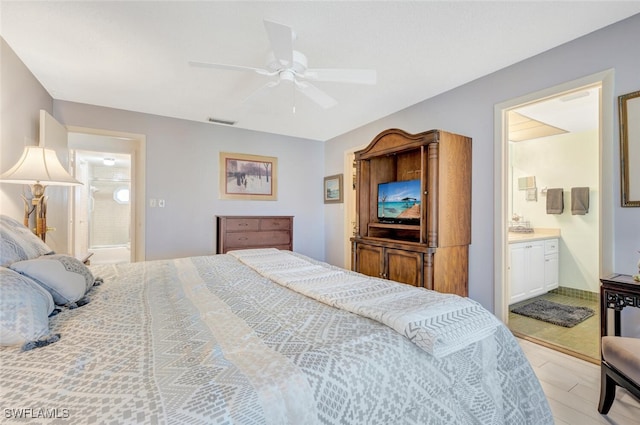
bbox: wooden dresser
[216,215,293,254]
[351,129,471,296]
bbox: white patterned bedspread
[0,251,553,424]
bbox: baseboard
[549,286,599,302]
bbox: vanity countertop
[508,228,561,243]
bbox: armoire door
[386,248,422,286]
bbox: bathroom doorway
[68,128,146,264]
[494,70,616,363]
[74,150,132,264]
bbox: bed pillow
[0,267,59,351]
[9,254,95,308]
[0,215,53,266]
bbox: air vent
[207,117,236,126]
[559,91,589,102]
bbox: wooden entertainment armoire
[351,128,471,296]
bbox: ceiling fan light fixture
[188,19,376,111]
[279,70,296,82]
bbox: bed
[0,216,553,424]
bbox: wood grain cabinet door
[386,248,422,286]
[355,243,384,279]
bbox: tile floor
[519,338,640,425]
[509,291,600,363]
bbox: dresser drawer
[225,218,260,231]
[544,238,558,254]
[216,216,293,254]
[260,218,291,230]
[224,230,291,248]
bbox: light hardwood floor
[519,338,640,425]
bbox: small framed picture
[324,174,343,204]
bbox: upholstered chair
[598,336,640,414]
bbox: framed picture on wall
[619,90,640,207]
[219,152,277,200]
[324,174,343,204]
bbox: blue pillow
[10,255,94,308]
[0,215,53,267]
[0,267,59,351]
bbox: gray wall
[324,13,640,334]
[2,37,325,261]
[54,101,325,261]
[0,38,52,219]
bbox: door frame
[67,126,146,262]
[493,69,615,322]
[343,144,367,269]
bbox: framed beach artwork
[219,152,277,201]
[324,174,343,204]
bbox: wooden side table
[600,273,640,338]
[598,273,640,414]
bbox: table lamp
[0,146,81,241]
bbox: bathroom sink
[508,226,534,233]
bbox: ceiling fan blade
[304,68,377,85]
[188,61,273,76]
[295,81,338,109]
[263,20,294,66]
[242,80,280,104]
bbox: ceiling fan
[189,19,377,110]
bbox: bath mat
[511,299,595,328]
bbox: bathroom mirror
[619,90,640,207]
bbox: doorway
[494,70,616,363]
[67,128,146,263]
[344,144,367,269]
[74,150,132,264]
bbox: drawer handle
[271,222,281,226]
[238,237,248,240]
[239,223,248,227]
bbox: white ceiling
[512,85,601,141]
[2,2,639,141]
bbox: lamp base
[21,183,48,242]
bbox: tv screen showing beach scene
[377,179,421,222]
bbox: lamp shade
[0,146,81,186]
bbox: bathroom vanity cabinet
[509,237,559,304]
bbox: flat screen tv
[377,179,421,224]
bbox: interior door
[39,110,70,254]
[72,152,89,257]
